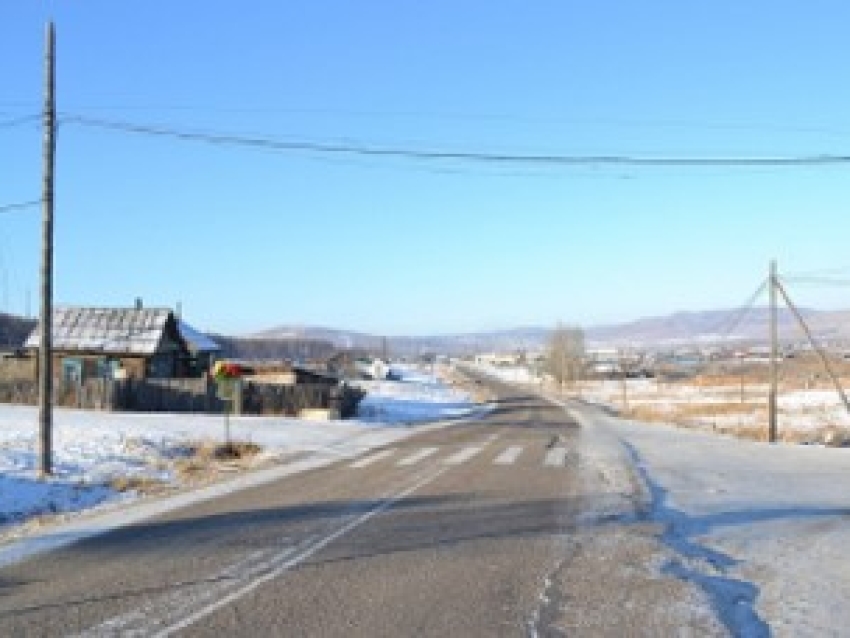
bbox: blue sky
[2,2,850,335]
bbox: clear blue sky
[3,2,850,335]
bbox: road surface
[0,376,722,637]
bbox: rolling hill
[255,307,850,355]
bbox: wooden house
[24,306,208,383]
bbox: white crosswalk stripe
[347,444,570,469]
[397,447,440,466]
[543,447,568,467]
[493,446,523,465]
[443,446,484,465]
[350,449,396,468]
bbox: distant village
[2,301,850,419]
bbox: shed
[178,320,221,376]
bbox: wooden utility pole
[768,260,778,443]
[38,22,56,477]
[620,350,629,411]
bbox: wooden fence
[0,377,364,417]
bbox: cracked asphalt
[0,376,725,637]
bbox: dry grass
[109,476,169,494]
[174,440,263,482]
[624,400,850,446]
[625,401,762,423]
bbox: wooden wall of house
[0,356,36,382]
[35,353,149,384]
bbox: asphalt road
[0,377,724,637]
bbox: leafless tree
[546,323,585,389]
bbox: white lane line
[442,446,483,465]
[71,545,301,638]
[544,447,568,467]
[76,466,451,638]
[397,447,440,466]
[494,446,523,465]
[350,448,395,468]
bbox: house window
[62,358,82,385]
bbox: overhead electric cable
[0,199,42,214]
[61,114,850,168]
[782,275,850,288]
[0,114,40,129]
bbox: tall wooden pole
[39,22,55,477]
[768,260,778,443]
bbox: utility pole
[620,349,629,411]
[768,260,778,443]
[38,22,56,477]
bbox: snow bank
[569,401,850,635]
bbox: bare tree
[546,323,585,390]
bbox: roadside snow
[568,400,850,636]
[355,364,485,423]
[0,365,482,545]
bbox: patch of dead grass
[109,476,169,494]
[174,440,263,482]
[625,401,761,422]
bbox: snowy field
[474,363,850,441]
[576,378,850,440]
[0,365,483,542]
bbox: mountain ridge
[254,306,850,354]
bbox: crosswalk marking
[397,447,440,466]
[544,447,568,467]
[443,446,484,465]
[350,449,396,468]
[494,446,523,465]
[347,444,570,469]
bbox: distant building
[354,357,389,380]
[475,353,521,366]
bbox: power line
[0,114,40,129]
[0,199,42,214]
[782,275,850,287]
[61,114,850,168]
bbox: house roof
[25,307,178,355]
[178,320,221,353]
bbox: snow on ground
[575,378,850,436]
[567,401,850,636]
[355,364,486,423]
[474,361,850,437]
[0,365,482,541]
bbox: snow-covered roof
[24,307,176,355]
[178,320,221,353]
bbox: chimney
[135,297,143,310]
